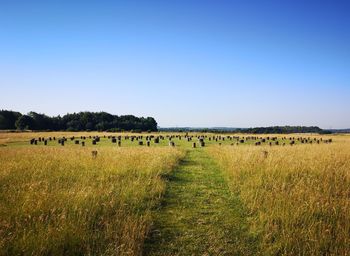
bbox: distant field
[0,132,349,255]
[0,131,340,148]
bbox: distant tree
[15,115,35,130]
[239,126,324,134]
[1,109,158,132]
[85,122,94,131]
[0,110,22,129]
[51,115,63,130]
[143,117,157,131]
[28,112,53,130]
[66,120,82,131]
[96,121,109,131]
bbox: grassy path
[145,149,257,256]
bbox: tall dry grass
[0,146,184,255]
[209,140,350,255]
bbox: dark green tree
[1,110,158,132]
[15,115,35,130]
[0,110,22,129]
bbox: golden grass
[209,139,350,255]
[0,146,184,255]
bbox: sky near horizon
[1,0,349,128]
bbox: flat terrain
[0,132,349,255]
[145,149,256,255]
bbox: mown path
[145,149,257,256]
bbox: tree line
[236,126,331,134]
[160,126,331,134]
[0,110,158,132]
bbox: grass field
[209,141,350,255]
[0,144,184,255]
[0,132,349,255]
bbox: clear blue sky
[1,0,349,128]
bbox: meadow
[0,137,184,255]
[0,131,349,255]
[209,137,350,255]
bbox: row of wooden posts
[29,134,332,147]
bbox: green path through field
[145,149,258,256]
